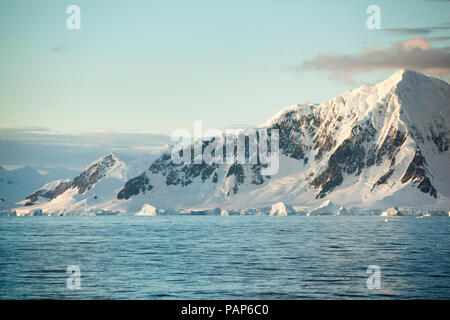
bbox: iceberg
[307,200,341,216]
[336,206,349,216]
[269,202,288,216]
[381,207,401,217]
[136,204,157,216]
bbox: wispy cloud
[382,28,433,35]
[0,126,50,133]
[428,25,450,30]
[293,38,450,84]
[427,36,450,42]
[381,19,450,35]
[0,128,171,169]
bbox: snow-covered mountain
[14,154,127,215]
[111,69,449,212]
[0,165,79,205]
[15,153,161,215]
[12,70,450,215]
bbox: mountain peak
[104,152,117,161]
[393,69,418,77]
[261,103,318,128]
[71,153,121,194]
[12,70,449,214]
[387,69,433,86]
[16,165,40,176]
[88,153,117,167]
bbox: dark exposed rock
[117,173,152,200]
[375,128,406,166]
[270,107,320,161]
[401,149,437,198]
[417,177,437,198]
[166,168,183,186]
[52,181,72,197]
[401,149,426,183]
[366,148,376,168]
[226,163,244,183]
[311,121,378,198]
[226,163,245,194]
[25,181,72,205]
[120,109,317,199]
[314,132,335,161]
[149,141,220,187]
[72,154,116,194]
[201,164,217,182]
[149,153,172,174]
[371,169,394,191]
[430,126,449,153]
[391,130,407,158]
[390,157,396,168]
[312,167,343,199]
[250,164,264,185]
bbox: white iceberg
[136,204,157,216]
[336,206,349,216]
[381,207,401,217]
[307,200,340,216]
[269,202,288,216]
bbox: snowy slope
[15,154,130,215]
[0,165,78,206]
[0,166,47,204]
[12,70,450,214]
[108,70,449,212]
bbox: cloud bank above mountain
[294,38,450,84]
[0,129,171,169]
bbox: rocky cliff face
[114,70,449,210]
[22,154,126,208]
[16,70,450,214]
[24,180,72,206]
[71,154,117,194]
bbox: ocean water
[0,215,449,299]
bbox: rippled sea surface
[0,216,449,299]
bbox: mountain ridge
[8,70,450,215]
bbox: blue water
[0,216,449,299]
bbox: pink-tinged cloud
[296,38,450,84]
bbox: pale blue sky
[0,0,449,135]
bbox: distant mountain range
[0,165,79,204]
[3,70,450,215]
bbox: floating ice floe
[381,207,401,217]
[336,206,350,216]
[135,204,157,216]
[269,202,288,216]
[307,200,344,216]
